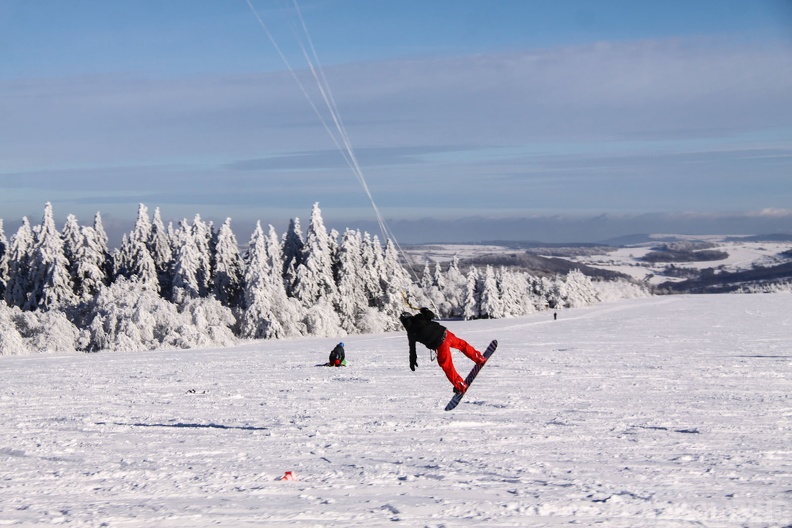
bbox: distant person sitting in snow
[328,342,346,367]
[399,307,486,394]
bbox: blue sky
[1,0,791,244]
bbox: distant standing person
[399,307,486,394]
[328,342,346,367]
[554,312,557,321]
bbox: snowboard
[444,339,498,411]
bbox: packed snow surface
[1,294,790,527]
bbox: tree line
[0,203,648,355]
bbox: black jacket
[329,344,345,364]
[399,308,446,371]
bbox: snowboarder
[328,342,346,367]
[399,307,486,394]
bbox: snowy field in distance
[567,235,792,285]
[405,244,510,265]
[1,293,790,527]
[408,235,792,286]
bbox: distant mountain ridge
[466,233,792,247]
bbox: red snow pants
[436,331,483,391]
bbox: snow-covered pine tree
[543,275,564,310]
[414,260,447,317]
[265,224,285,284]
[114,206,157,292]
[92,212,113,279]
[563,269,599,308]
[330,231,394,332]
[130,239,159,292]
[0,303,29,355]
[4,218,34,309]
[427,261,452,316]
[61,214,82,294]
[433,262,446,291]
[212,218,243,308]
[74,225,109,301]
[444,255,467,318]
[25,203,76,311]
[420,262,433,291]
[170,219,202,303]
[117,203,151,277]
[463,266,481,320]
[281,217,304,297]
[94,212,109,250]
[239,222,283,339]
[191,214,213,297]
[479,265,503,319]
[112,205,158,292]
[264,224,303,337]
[378,238,413,328]
[360,233,384,309]
[328,228,340,265]
[334,229,369,333]
[526,274,550,311]
[149,207,174,297]
[292,203,338,308]
[497,268,535,317]
[111,235,130,279]
[0,220,8,299]
[130,204,152,245]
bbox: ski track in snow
[1,294,791,527]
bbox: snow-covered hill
[568,235,792,285]
[409,235,792,288]
[1,294,790,526]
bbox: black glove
[410,351,417,371]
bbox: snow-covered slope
[1,294,790,526]
[405,235,792,288]
[567,235,792,285]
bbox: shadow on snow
[96,421,269,431]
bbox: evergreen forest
[0,203,648,354]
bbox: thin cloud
[1,35,790,241]
[751,208,792,218]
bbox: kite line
[243,0,427,295]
